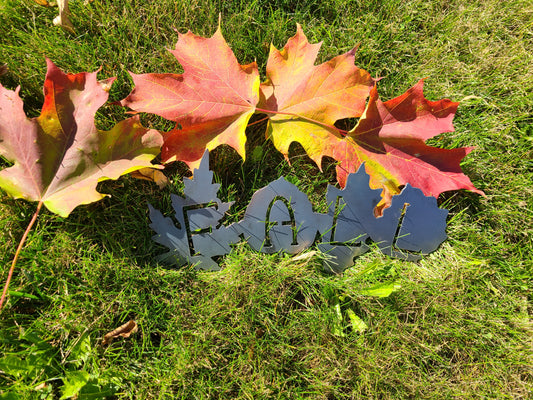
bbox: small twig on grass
[0,200,43,312]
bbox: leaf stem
[246,116,269,128]
[0,200,43,312]
[255,107,350,136]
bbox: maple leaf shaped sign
[0,59,162,217]
[121,26,260,169]
[260,27,482,199]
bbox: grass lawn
[0,0,532,398]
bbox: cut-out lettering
[149,151,448,272]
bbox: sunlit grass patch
[0,0,532,398]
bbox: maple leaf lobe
[260,24,374,122]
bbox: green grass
[1,0,532,398]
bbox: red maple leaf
[323,81,484,198]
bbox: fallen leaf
[327,82,484,198]
[130,167,169,188]
[121,26,260,170]
[0,64,7,77]
[0,59,163,217]
[101,320,138,345]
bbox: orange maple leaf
[121,26,259,169]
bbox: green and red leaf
[0,59,162,217]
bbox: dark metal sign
[149,151,448,273]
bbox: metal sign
[149,151,448,273]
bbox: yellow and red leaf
[259,24,375,163]
[259,26,482,200]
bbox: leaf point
[348,44,360,56]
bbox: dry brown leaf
[102,320,138,345]
[34,382,47,391]
[130,167,168,189]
